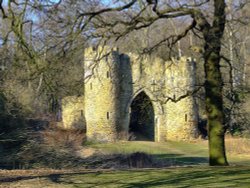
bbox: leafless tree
[73,0,233,166]
[1,0,250,166]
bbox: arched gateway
[62,47,198,142]
[129,91,155,141]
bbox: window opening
[185,114,188,122]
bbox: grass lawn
[89,139,250,166]
[1,166,250,188]
[0,140,250,187]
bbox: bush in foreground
[18,124,86,169]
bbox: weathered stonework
[61,96,85,130]
[62,47,198,142]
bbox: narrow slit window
[107,71,110,78]
[90,83,92,90]
[139,62,143,74]
[107,112,110,119]
[80,110,83,117]
[185,114,188,122]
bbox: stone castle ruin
[61,47,198,142]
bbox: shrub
[18,123,86,169]
[225,135,250,155]
[0,114,28,169]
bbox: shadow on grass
[46,167,250,187]
[78,152,209,169]
[0,171,100,183]
[117,168,250,188]
[1,166,250,187]
[0,154,208,183]
[153,154,208,166]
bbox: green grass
[1,140,250,187]
[90,141,208,156]
[90,140,250,166]
[56,167,250,188]
[1,167,250,187]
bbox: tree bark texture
[203,0,228,166]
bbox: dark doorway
[129,91,155,141]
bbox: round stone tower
[164,57,198,140]
[84,47,121,141]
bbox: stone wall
[61,96,85,130]
[84,48,121,141]
[62,47,198,142]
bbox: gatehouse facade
[62,47,198,142]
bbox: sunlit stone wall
[63,47,198,142]
[61,96,85,130]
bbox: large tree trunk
[203,0,228,166]
[204,45,229,166]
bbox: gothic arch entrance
[129,91,155,141]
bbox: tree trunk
[201,0,229,166]
[204,48,228,166]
